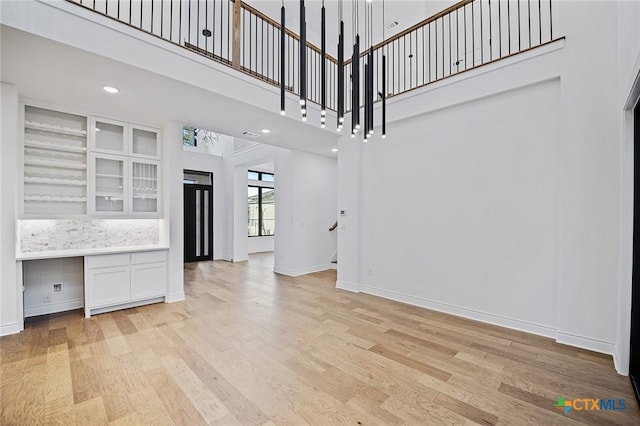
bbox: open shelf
[23,106,88,215]
[24,157,87,170]
[24,176,86,186]
[24,194,87,203]
[25,140,87,153]
[96,173,124,179]
[25,121,87,137]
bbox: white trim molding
[24,300,83,318]
[165,292,185,303]
[557,332,615,356]
[358,284,557,339]
[336,281,359,293]
[274,264,332,277]
[616,64,640,375]
[0,321,23,337]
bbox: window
[248,170,274,182]
[183,125,196,147]
[248,170,275,237]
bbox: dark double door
[631,101,640,402]
[184,183,213,262]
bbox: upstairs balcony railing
[67,0,338,110]
[344,0,559,111]
[68,0,560,115]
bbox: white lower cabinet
[84,250,167,317]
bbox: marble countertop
[16,245,170,261]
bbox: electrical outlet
[43,295,51,303]
[52,283,63,294]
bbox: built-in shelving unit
[21,104,162,218]
[23,106,88,215]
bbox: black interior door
[184,183,213,262]
[631,101,640,403]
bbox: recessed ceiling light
[331,148,338,152]
[261,129,271,134]
[103,85,119,94]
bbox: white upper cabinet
[130,159,161,216]
[91,118,127,154]
[90,153,128,215]
[130,125,161,159]
[22,104,163,218]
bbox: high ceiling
[0,26,339,157]
[246,1,457,57]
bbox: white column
[0,82,21,335]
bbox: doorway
[183,170,213,262]
[631,101,640,402]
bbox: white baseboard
[91,297,165,315]
[0,321,23,336]
[358,284,557,339]
[329,263,337,270]
[274,264,332,277]
[24,300,83,318]
[351,283,617,356]
[556,331,615,356]
[166,292,185,303]
[614,348,629,376]
[336,280,359,293]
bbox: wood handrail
[240,1,338,64]
[345,0,474,65]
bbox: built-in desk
[17,245,169,318]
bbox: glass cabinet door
[131,126,160,159]
[131,160,159,214]
[93,119,126,153]
[93,155,125,213]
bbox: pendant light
[337,0,344,131]
[300,0,307,121]
[381,0,387,138]
[352,0,360,136]
[280,0,286,116]
[320,0,327,128]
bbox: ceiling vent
[385,20,399,30]
[241,131,261,138]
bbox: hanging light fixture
[337,0,344,131]
[320,0,327,128]
[352,0,360,136]
[280,0,286,116]
[382,0,387,138]
[300,0,307,121]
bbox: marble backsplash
[19,219,160,253]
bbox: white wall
[339,1,628,360]
[275,151,337,276]
[164,121,185,303]
[356,79,559,336]
[23,257,83,317]
[0,82,21,335]
[248,237,274,254]
[554,1,620,354]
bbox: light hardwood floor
[1,253,638,425]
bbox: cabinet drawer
[131,250,167,265]
[86,253,130,269]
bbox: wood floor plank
[146,367,208,426]
[2,253,638,425]
[369,344,452,382]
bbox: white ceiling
[246,0,457,57]
[1,25,339,157]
